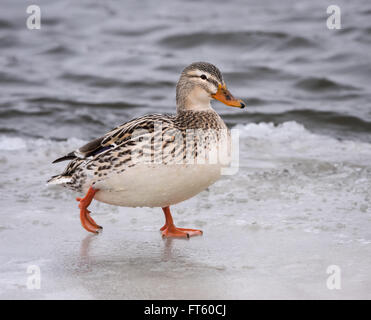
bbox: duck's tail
[47,174,72,185]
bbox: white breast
[90,163,222,208]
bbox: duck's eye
[200,74,207,80]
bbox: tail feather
[47,175,72,185]
[52,152,76,163]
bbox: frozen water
[0,122,371,299]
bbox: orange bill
[211,83,246,108]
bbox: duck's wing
[52,113,172,163]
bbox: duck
[48,62,245,238]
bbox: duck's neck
[176,84,213,113]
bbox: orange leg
[76,186,102,234]
[160,206,203,238]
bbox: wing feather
[51,113,173,163]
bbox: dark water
[1,0,371,142]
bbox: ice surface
[0,122,371,299]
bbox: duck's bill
[211,84,246,108]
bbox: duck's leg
[160,206,203,238]
[76,186,102,234]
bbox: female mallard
[48,62,245,237]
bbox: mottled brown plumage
[50,110,227,192]
[48,62,245,228]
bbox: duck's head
[176,62,245,112]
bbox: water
[0,0,371,299]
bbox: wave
[223,109,371,141]
[159,30,315,50]
[0,71,40,85]
[108,25,168,37]
[236,121,371,166]
[59,73,175,89]
[0,19,13,29]
[294,77,359,92]
[224,66,297,82]
[26,97,141,110]
[40,44,76,56]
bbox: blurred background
[1,0,371,299]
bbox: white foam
[236,121,371,165]
[0,136,27,151]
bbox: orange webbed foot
[76,187,102,234]
[84,208,103,230]
[160,206,203,239]
[161,225,203,238]
[80,208,102,234]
